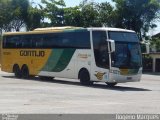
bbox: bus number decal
[3,52,11,55]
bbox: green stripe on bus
[51,48,75,72]
[42,49,63,71]
[42,49,75,72]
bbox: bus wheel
[13,64,21,78]
[105,82,117,87]
[21,65,29,79]
[79,69,93,86]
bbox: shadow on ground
[2,75,151,92]
[143,72,160,76]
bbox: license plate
[127,77,132,80]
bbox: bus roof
[88,27,135,33]
[3,26,83,36]
[34,26,83,31]
[3,26,135,36]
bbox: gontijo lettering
[20,50,45,57]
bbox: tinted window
[3,30,91,49]
[43,33,61,48]
[56,31,90,49]
[4,35,21,48]
[43,31,90,49]
[75,31,90,48]
[61,32,75,48]
[21,35,33,48]
[109,31,139,42]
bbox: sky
[64,0,113,7]
[31,0,160,35]
[31,0,113,7]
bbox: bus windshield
[109,31,142,69]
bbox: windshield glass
[109,31,139,42]
[109,31,142,69]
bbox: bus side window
[36,38,43,48]
[4,36,11,48]
[61,32,75,48]
[21,35,32,48]
[31,36,36,48]
[34,35,44,48]
[62,38,69,46]
[29,35,42,48]
[15,36,22,48]
[6,36,20,48]
[44,33,62,48]
[75,31,90,49]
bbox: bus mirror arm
[108,39,115,53]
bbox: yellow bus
[1,26,142,86]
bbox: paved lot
[0,70,160,114]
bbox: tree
[0,0,30,32]
[150,35,160,52]
[11,0,30,24]
[0,0,13,32]
[9,7,25,31]
[113,0,160,40]
[41,0,66,26]
[26,7,44,30]
[63,6,83,26]
[80,1,101,27]
[98,2,115,27]
[10,0,30,31]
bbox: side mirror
[108,39,115,52]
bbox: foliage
[26,7,44,30]
[63,6,83,26]
[150,36,160,52]
[0,0,160,39]
[97,2,115,27]
[0,0,43,32]
[11,0,29,22]
[53,0,116,27]
[41,0,66,26]
[113,0,160,39]
[10,0,30,31]
[0,0,13,32]
[79,1,100,27]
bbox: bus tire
[21,65,29,79]
[105,82,117,87]
[79,69,93,86]
[13,64,21,78]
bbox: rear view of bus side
[1,27,142,86]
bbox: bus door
[91,31,110,82]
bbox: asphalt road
[0,70,160,114]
